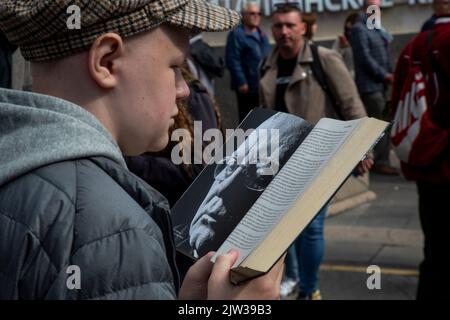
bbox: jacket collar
[357,11,368,24]
[238,24,264,37]
[436,16,450,25]
[264,39,313,65]
[262,39,313,83]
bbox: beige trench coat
[259,42,367,124]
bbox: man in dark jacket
[0,0,283,300]
[225,1,271,121]
[350,0,399,175]
[421,0,450,32]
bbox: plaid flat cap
[0,0,241,62]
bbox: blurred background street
[320,171,421,300]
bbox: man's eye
[173,67,184,77]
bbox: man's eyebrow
[274,22,295,26]
[172,52,186,65]
[181,48,189,60]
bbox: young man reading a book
[259,3,373,299]
[0,0,284,300]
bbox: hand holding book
[172,108,389,284]
[179,250,284,300]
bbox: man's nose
[176,73,190,99]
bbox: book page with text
[212,118,362,267]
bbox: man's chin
[280,41,293,48]
[146,135,170,153]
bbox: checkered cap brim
[0,0,241,62]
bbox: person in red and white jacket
[391,15,450,300]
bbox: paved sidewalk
[319,173,422,300]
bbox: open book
[171,108,389,284]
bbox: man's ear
[88,33,124,89]
[300,22,306,36]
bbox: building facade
[203,0,433,45]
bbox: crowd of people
[0,0,448,300]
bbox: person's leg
[285,244,300,282]
[236,91,259,122]
[296,205,327,296]
[416,181,450,300]
[247,91,260,110]
[280,244,300,297]
[236,92,247,122]
[361,91,395,173]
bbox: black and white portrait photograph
[172,109,313,259]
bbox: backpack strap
[427,28,434,49]
[309,43,344,120]
[426,29,446,80]
[259,55,269,79]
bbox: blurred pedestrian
[225,0,271,122]
[302,13,317,41]
[391,14,450,300]
[188,34,225,95]
[332,12,359,78]
[421,0,450,32]
[350,0,399,175]
[260,3,372,300]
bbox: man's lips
[169,109,178,125]
[171,108,179,119]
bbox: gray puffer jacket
[0,89,179,299]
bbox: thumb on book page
[209,250,239,283]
